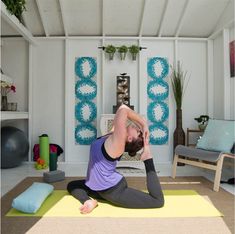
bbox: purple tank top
[85,135,123,191]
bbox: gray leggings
[67,159,164,208]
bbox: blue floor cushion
[12,182,54,213]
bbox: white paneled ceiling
[1,0,233,38]
[62,0,102,36]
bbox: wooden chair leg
[172,154,179,179]
[213,156,224,192]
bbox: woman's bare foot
[79,199,98,214]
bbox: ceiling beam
[174,0,189,37]
[34,36,207,41]
[139,0,147,37]
[1,2,36,44]
[158,0,169,37]
[35,0,49,37]
[58,0,68,36]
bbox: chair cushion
[196,119,235,153]
[12,182,54,213]
[175,145,222,162]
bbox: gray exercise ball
[1,126,29,168]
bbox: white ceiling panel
[160,0,187,37]
[1,0,233,38]
[62,0,102,36]
[1,18,20,36]
[141,0,166,36]
[22,0,44,36]
[179,0,231,37]
[105,0,144,36]
[37,0,64,36]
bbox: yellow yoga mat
[6,190,222,218]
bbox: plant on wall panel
[105,45,116,60]
[129,45,140,60]
[118,45,128,60]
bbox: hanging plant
[105,45,116,60]
[118,45,128,60]
[2,0,26,23]
[129,45,140,61]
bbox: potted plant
[2,0,26,23]
[129,45,140,60]
[194,115,209,130]
[118,45,128,60]
[105,45,116,60]
[171,61,189,165]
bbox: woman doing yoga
[67,104,164,214]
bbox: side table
[186,128,204,147]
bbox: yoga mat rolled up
[49,153,57,171]
[39,134,49,166]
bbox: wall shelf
[1,111,29,121]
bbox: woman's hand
[140,139,152,161]
[142,120,150,145]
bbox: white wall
[1,39,29,111]
[212,25,234,120]
[213,35,224,119]
[229,27,235,119]
[2,37,224,164]
[30,38,208,164]
[212,0,234,120]
[178,41,207,128]
[32,40,65,161]
[1,38,29,134]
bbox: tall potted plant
[171,61,189,165]
[2,0,26,23]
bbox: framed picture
[230,40,235,78]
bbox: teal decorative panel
[147,57,169,145]
[75,57,97,145]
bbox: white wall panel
[1,39,29,111]
[213,35,224,119]
[178,41,207,128]
[32,40,65,161]
[1,38,29,136]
